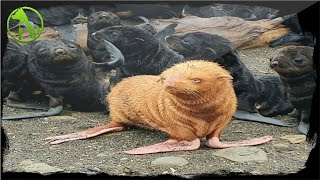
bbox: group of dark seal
[2,2,316,154]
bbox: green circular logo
[7,6,44,43]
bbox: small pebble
[46,116,76,121]
[170,168,176,172]
[250,170,261,175]
[120,158,129,161]
[151,156,189,167]
[213,147,267,163]
[273,144,291,152]
[96,152,108,158]
[233,168,244,173]
[19,160,63,175]
[280,135,306,144]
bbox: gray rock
[19,160,63,175]
[19,160,34,167]
[233,167,244,173]
[96,152,108,158]
[79,167,101,175]
[280,135,306,144]
[273,143,291,152]
[120,158,129,161]
[250,170,261,175]
[46,116,76,121]
[213,147,267,163]
[151,156,189,167]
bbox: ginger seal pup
[46,60,272,154]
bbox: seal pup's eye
[38,47,46,53]
[191,79,201,83]
[109,32,118,38]
[182,38,189,44]
[67,44,77,49]
[158,77,165,83]
[293,59,303,64]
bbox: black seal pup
[182,3,279,20]
[90,24,184,79]
[269,14,315,48]
[165,32,294,126]
[270,46,315,134]
[2,39,50,112]
[26,39,124,112]
[254,76,294,116]
[87,11,122,52]
[2,39,34,101]
[165,32,293,115]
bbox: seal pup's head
[159,60,234,100]
[32,40,86,70]
[87,11,121,34]
[165,32,234,60]
[270,46,314,77]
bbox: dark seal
[87,11,122,51]
[26,39,123,112]
[91,24,184,79]
[182,3,279,20]
[165,32,294,116]
[254,75,294,116]
[2,39,41,102]
[270,46,315,134]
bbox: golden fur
[107,60,237,141]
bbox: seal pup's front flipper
[53,24,77,42]
[154,23,177,43]
[233,110,295,127]
[2,105,63,120]
[45,121,124,144]
[92,40,125,69]
[298,110,310,135]
[124,138,201,155]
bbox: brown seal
[270,46,315,135]
[46,60,272,154]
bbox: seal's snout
[55,48,65,55]
[100,14,108,18]
[164,81,176,88]
[164,76,182,92]
[91,32,98,40]
[270,60,279,68]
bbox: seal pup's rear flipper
[6,98,50,111]
[233,110,295,127]
[2,106,63,120]
[124,138,201,155]
[45,121,124,144]
[206,136,273,149]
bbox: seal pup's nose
[55,48,65,55]
[270,61,279,68]
[165,36,173,44]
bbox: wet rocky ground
[2,46,313,178]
